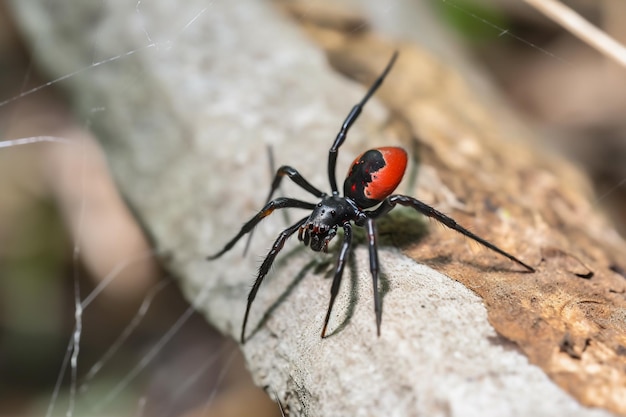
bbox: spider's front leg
[321,222,352,338]
[207,197,315,260]
[369,195,535,272]
[321,219,382,337]
[241,216,309,343]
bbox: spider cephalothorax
[208,51,534,343]
[298,196,359,252]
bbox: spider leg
[243,165,326,256]
[265,165,326,201]
[321,222,352,338]
[365,218,382,336]
[207,197,315,260]
[241,216,309,343]
[327,51,398,195]
[369,195,535,272]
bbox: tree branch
[523,0,626,68]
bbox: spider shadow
[421,251,535,274]
[376,206,429,249]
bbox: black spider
[208,52,535,343]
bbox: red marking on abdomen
[364,147,407,201]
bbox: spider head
[299,222,337,252]
[299,197,356,252]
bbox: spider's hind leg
[327,51,399,194]
[369,195,535,272]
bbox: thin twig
[523,0,626,68]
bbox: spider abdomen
[343,146,407,208]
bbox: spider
[208,52,535,343]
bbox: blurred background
[0,0,624,416]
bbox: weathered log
[9,0,625,415]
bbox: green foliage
[433,0,510,42]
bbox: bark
[8,0,626,415]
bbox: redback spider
[208,51,535,343]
